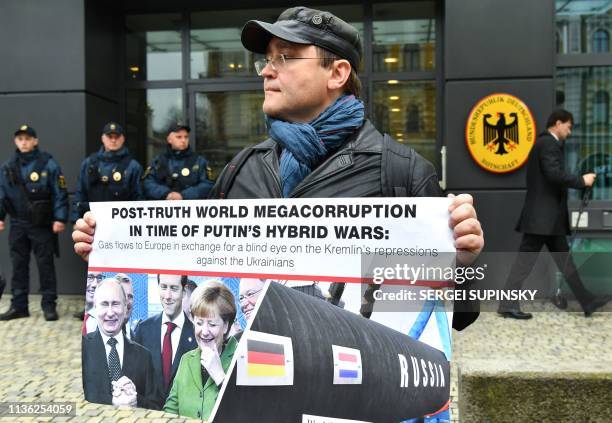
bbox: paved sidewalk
[0,295,197,422]
[451,302,612,422]
[0,295,610,422]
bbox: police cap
[167,123,191,134]
[102,122,124,136]
[14,124,37,138]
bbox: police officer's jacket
[0,148,68,224]
[72,146,143,222]
[209,120,479,330]
[143,146,213,200]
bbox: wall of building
[0,0,120,295]
[443,0,556,287]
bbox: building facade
[0,0,609,294]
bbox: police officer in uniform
[0,124,68,321]
[71,122,143,320]
[143,124,213,200]
[71,122,143,223]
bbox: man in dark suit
[498,109,609,319]
[82,278,160,409]
[116,273,137,340]
[134,274,197,407]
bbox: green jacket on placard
[163,336,238,420]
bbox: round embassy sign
[465,93,536,173]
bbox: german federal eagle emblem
[483,112,518,155]
[466,93,536,173]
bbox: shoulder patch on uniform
[58,175,67,189]
[206,166,213,180]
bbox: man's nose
[261,62,276,78]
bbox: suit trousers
[9,223,57,310]
[500,233,593,311]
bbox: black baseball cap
[241,6,362,70]
[168,123,191,134]
[102,122,124,136]
[14,124,37,138]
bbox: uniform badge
[110,124,116,130]
[181,167,190,177]
[113,171,122,182]
[20,125,28,131]
[41,171,48,177]
[30,172,39,182]
[171,172,179,179]
[58,175,67,189]
[206,166,213,180]
[101,175,109,183]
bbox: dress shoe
[0,308,30,321]
[43,306,59,321]
[497,310,533,319]
[583,295,612,317]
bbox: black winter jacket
[516,132,585,235]
[210,120,479,330]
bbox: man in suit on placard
[134,274,197,406]
[115,273,137,340]
[81,271,103,335]
[82,278,159,409]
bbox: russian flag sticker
[332,345,362,385]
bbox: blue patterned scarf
[266,95,365,197]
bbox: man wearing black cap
[143,124,213,200]
[210,7,483,327]
[0,124,68,321]
[74,7,484,329]
[71,122,144,223]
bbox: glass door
[188,83,266,180]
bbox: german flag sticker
[237,331,293,386]
[247,339,286,377]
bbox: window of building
[372,80,436,164]
[125,14,183,81]
[190,9,279,79]
[593,90,610,125]
[592,29,610,52]
[556,0,611,54]
[372,2,436,72]
[193,90,265,179]
[556,67,612,201]
[126,88,184,164]
[556,1,611,202]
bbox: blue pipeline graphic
[404,298,452,423]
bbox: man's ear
[327,59,352,92]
